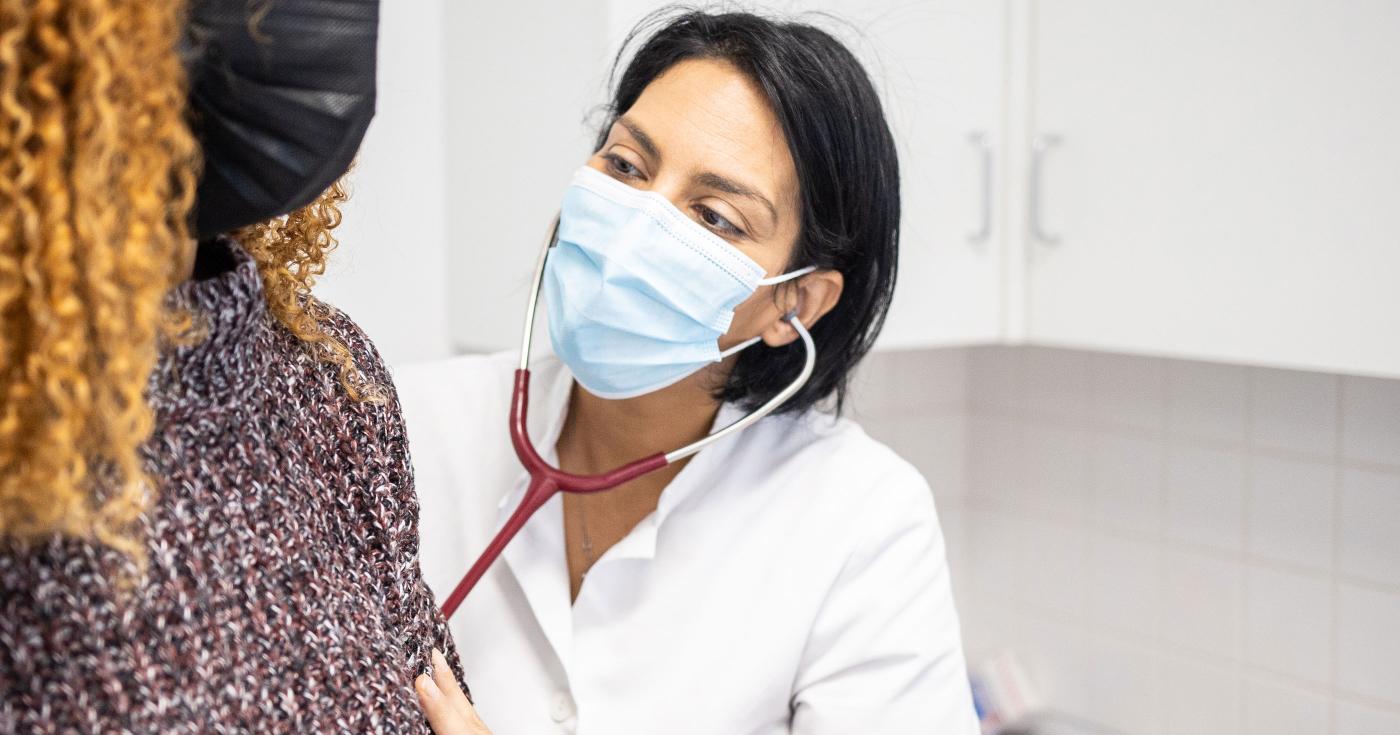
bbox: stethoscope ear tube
[439,215,817,619]
[516,215,561,372]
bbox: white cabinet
[1021,0,1400,377]
[821,0,1008,350]
[429,0,1400,378]
[861,0,1010,350]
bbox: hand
[415,648,492,734]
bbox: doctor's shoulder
[392,351,519,448]
[767,408,941,533]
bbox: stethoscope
[438,222,817,619]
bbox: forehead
[624,58,798,207]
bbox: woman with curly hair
[0,0,471,730]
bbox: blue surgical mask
[543,165,815,400]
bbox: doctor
[401,9,978,735]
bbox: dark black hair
[595,6,900,416]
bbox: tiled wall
[851,345,1400,735]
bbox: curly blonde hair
[233,179,381,404]
[0,0,367,556]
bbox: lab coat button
[550,691,575,722]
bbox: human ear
[759,269,844,347]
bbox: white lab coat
[397,351,978,735]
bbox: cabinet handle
[1030,133,1062,245]
[967,131,993,245]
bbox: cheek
[732,245,788,277]
[733,229,802,280]
[732,233,800,276]
[721,289,779,341]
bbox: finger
[415,673,472,735]
[431,648,488,729]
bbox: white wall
[855,346,1400,735]
[317,0,453,366]
[442,1,613,354]
[318,1,614,363]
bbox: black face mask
[182,0,380,239]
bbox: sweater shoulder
[310,298,395,396]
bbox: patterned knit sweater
[0,238,464,733]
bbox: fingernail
[431,648,448,674]
[416,673,442,700]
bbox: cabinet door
[608,0,1009,350]
[1026,0,1400,377]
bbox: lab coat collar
[492,358,747,677]
[494,358,746,525]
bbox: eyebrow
[694,171,778,229]
[618,118,662,162]
[616,117,779,229]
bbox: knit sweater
[0,238,464,733]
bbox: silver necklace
[576,496,596,571]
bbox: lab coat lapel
[490,363,746,670]
[592,401,745,564]
[497,482,575,675]
[653,401,744,522]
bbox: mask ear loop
[718,337,762,359]
[756,264,817,287]
[715,266,818,360]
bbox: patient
[0,0,464,730]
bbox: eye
[604,153,642,180]
[695,204,746,238]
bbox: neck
[557,366,728,473]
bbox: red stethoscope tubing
[438,221,816,621]
[437,369,668,619]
